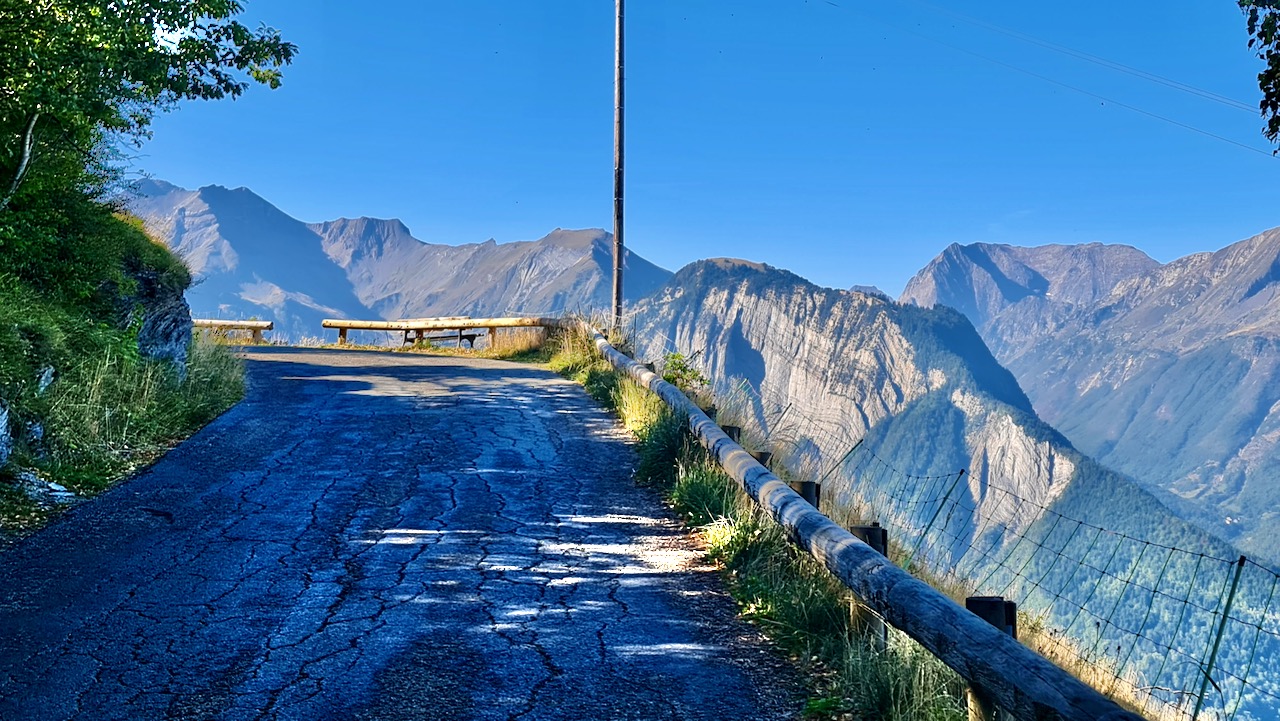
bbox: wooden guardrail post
[850,522,889,649]
[789,480,820,508]
[965,596,1017,721]
[749,450,772,467]
[338,328,348,345]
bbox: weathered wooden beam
[576,320,1143,721]
[321,316,561,332]
[192,319,273,330]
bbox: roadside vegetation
[541,322,967,720]
[0,207,245,537]
[0,1,290,538]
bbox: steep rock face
[901,242,1158,360]
[310,219,672,318]
[629,260,1275,715]
[125,268,192,377]
[631,259,1198,548]
[902,229,1280,562]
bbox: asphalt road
[0,348,802,720]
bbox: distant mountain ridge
[631,259,1279,718]
[129,180,672,338]
[632,258,1193,546]
[310,218,670,320]
[902,230,1280,563]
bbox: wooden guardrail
[192,318,273,343]
[570,319,1143,721]
[321,316,560,347]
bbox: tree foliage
[0,0,296,208]
[1241,0,1280,145]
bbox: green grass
[543,326,967,720]
[0,204,245,538]
[546,323,623,409]
[672,452,966,721]
[40,334,244,495]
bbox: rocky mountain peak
[540,228,609,250]
[901,226,1280,564]
[902,241,1159,325]
[129,180,673,337]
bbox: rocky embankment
[1,265,192,515]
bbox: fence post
[817,439,864,484]
[966,596,1017,721]
[1192,555,1247,721]
[851,522,889,649]
[720,425,741,443]
[749,450,772,467]
[789,480,820,508]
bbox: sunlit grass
[549,328,968,719]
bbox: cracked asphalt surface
[0,348,803,720]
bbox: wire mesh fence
[702,374,1280,721]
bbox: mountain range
[130,180,1279,565]
[629,259,1276,717]
[902,231,1280,563]
[130,180,670,340]
[128,180,1280,715]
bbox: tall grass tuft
[43,333,244,493]
[671,452,967,720]
[546,319,625,409]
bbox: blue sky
[135,0,1279,296]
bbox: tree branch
[1,111,40,211]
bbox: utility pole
[611,0,625,331]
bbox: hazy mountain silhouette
[130,181,672,340]
[903,231,1280,563]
